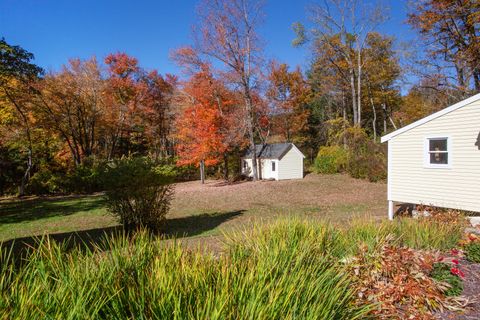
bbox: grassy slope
[0,174,387,243]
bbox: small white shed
[381,93,480,220]
[241,143,305,180]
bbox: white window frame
[423,135,451,169]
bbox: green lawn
[0,174,387,246]
[0,195,115,242]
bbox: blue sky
[0,0,415,76]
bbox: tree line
[1,0,479,195]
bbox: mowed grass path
[0,174,387,243]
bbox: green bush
[313,146,348,174]
[26,167,64,195]
[26,159,106,195]
[101,157,175,231]
[430,263,463,296]
[317,121,387,182]
[465,242,480,263]
[62,159,105,194]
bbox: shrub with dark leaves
[430,262,464,297]
[463,233,480,263]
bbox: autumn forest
[1,0,479,195]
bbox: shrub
[313,145,348,174]
[343,127,387,182]
[62,159,105,194]
[430,262,463,296]
[26,167,64,195]
[319,120,387,182]
[465,242,480,263]
[26,159,106,195]
[102,157,175,231]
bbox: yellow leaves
[0,101,16,125]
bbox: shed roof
[381,93,480,143]
[243,143,301,159]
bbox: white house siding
[242,158,279,180]
[388,99,480,212]
[278,148,304,180]
[260,159,278,180]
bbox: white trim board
[381,93,480,143]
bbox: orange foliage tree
[267,62,310,144]
[175,66,241,183]
[103,52,176,159]
[174,0,266,181]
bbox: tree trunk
[18,149,32,197]
[223,153,229,181]
[455,63,466,89]
[200,160,205,184]
[382,103,387,134]
[388,115,397,130]
[370,96,377,142]
[474,70,480,91]
[350,69,358,125]
[357,52,362,127]
[342,90,347,148]
[245,97,258,181]
[366,80,376,141]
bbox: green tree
[0,38,43,195]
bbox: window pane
[272,162,276,171]
[429,139,447,152]
[430,152,448,164]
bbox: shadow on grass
[0,195,106,224]
[163,210,244,238]
[1,210,245,261]
[210,180,249,187]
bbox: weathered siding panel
[278,148,304,180]
[389,100,480,212]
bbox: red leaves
[450,267,465,279]
[105,53,139,78]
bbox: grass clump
[0,222,370,320]
[0,215,466,319]
[393,217,464,251]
